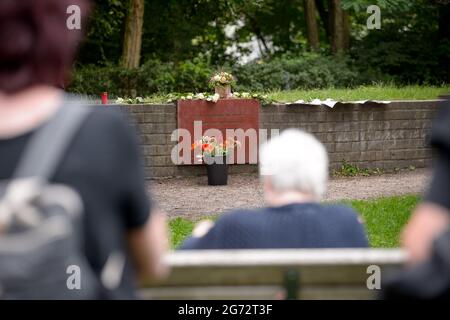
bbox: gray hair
[259,129,329,199]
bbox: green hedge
[68,52,384,97]
[233,53,362,91]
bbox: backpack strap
[13,102,92,181]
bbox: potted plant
[192,136,240,185]
[209,71,235,99]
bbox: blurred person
[383,103,450,299]
[0,0,168,299]
[402,104,450,264]
[180,129,369,250]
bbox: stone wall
[120,100,443,179]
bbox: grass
[168,195,420,249]
[267,85,450,103]
[140,84,450,104]
[169,218,197,249]
[342,195,420,247]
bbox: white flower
[220,76,227,84]
[116,97,124,103]
[233,92,240,97]
[242,92,250,98]
[197,93,205,99]
[180,96,186,100]
[136,97,144,103]
[213,75,221,82]
[186,95,193,100]
[212,93,220,103]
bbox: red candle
[101,92,108,105]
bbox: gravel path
[150,169,430,219]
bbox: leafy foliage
[73,0,450,92]
[78,0,127,64]
[233,52,361,91]
[69,52,367,96]
[333,161,384,177]
[341,0,413,12]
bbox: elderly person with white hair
[180,129,368,250]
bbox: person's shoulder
[63,103,141,160]
[217,207,271,226]
[83,105,130,130]
[78,105,137,145]
[323,203,358,215]
[322,204,362,221]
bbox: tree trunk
[248,16,271,56]
[121,0,145,69]
[315,0,330,40]
[330,0,345,54]
[304,0,319,51]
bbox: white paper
[288,99,391,108]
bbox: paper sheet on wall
[290,99,392,108]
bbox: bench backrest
[140,248,406,300]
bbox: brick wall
[120,100,443,179]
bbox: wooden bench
[140,249,406,300]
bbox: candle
[101,92,108,105]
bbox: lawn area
[342,195,419,247]
[267,85,450,103]
[169,195,420,249]
[142,85,450,104]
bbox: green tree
[73,0,450,87]
[78,0,126,64]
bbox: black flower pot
[204,155,228,186]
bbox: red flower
[202,143,214,152]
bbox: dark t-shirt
[0,106,151,299]
[425,104,450,211]
[180,203,369,250]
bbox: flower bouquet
[208,71,235,99]
[192,136,240,185]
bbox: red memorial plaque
[177,98,260,165]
